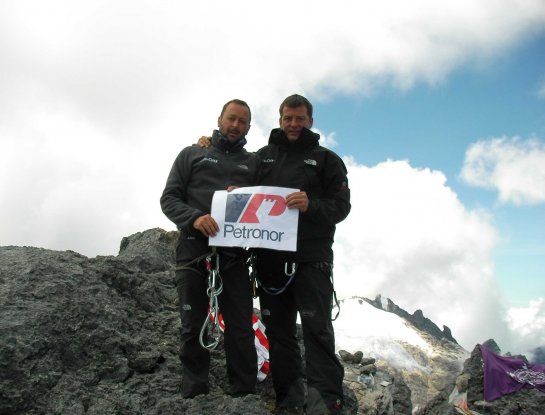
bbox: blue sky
[1,0,544,355]
[315,33,545,307]
[316,33,545,174]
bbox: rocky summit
[1,229,266,415]
[417,339,545,415]
[1,228,544,414]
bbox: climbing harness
[199,248,223,350]
[257,260,297,296]
[254,257,341,321]
[174,252,211,272]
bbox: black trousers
[257,261,344,411]
[175,235,257,397]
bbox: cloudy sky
[1,0,544,357]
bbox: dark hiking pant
[258,261,344,412]
[175,235,257,398]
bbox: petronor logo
[225,193,287,223]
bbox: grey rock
[339,349,354,362]
[416,342,545,415]
[352,351,364,364]
[343,365,412,415]
[455,373,470,393]
[8,228,522,415]
[360,364,377,375]
[0,229,271,415]
[360,357,376,366]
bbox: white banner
[210,186,299,251]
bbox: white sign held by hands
[210,186,299,251]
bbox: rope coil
[199,249,223,350]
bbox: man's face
[218,103,251,142]
[279,105,313,141]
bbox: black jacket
[160,130,260,236]
[255,127,350,263]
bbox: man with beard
[161,99,259,398]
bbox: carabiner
[284,262,297,277]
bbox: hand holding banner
[210,186,299,251]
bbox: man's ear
[309,117,314,129]
[217,116,221,128]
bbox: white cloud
[2,0,545,136]
[313,129,338,148]
[333,159,520,351]
[460,137,545,205]
[506,298,545,357]
[3,0,540,255]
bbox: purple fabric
[480,344,545,401]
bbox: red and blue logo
[225,193,287,223]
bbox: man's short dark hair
[220,99,251,123]
[279,94,313,118]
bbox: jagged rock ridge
[0,229,273,414]
[0,228,411,415]
[3,228,542,414]
[365,295,457,344]
[335,296,468,412]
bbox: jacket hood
[267,127,319,149]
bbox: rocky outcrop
[1,228,413,415]
[339,352,412,414]
[11,229,540,414]
[416,339,545,415]
[346,296,467,412]
[0,229,272,414]
[390,328,466,412]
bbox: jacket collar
[267,127,319,150]
[212,129,247,152]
